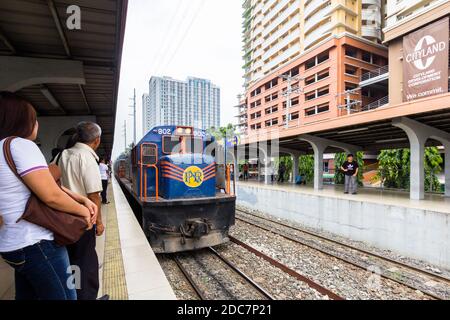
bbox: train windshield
[162,136,204,154]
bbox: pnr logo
[183,166,204,188]
[406,35,446,70]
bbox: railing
[361,96,389,111]
[361,65,389,82]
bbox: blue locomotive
[115,126,236,253]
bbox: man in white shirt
[58,121,106,300]
[99,158,109,204]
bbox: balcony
[361,96,389,112]
[263,30,299,61]
[263,0,278,13]
[263,0,291,25]
[263,17,299,51]
[304,5,332,33]
[303,21,331,48]
[304,0,329,19]
[263,1,300,36]
[362,8,381,25]
[361,25,382,40]
[263,42,301,72]
[360,65,389,87]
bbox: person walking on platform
[278,162,286,183]
[58,121,107,300]
[99,158,110,204]
[341,154,359,195]
[0,92,97,300]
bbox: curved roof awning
[0,0,128,157]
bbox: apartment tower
[143,76,221,134]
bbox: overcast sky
[112,0,243,158]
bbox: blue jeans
[1,240,77,300]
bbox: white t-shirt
[0,138,53,253]
[99,163,109,180]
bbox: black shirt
[342,161,359,176]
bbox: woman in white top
[0,92,97,300]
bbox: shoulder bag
[3,137,87,246]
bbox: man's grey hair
[75,121,102,144]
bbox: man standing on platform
[59,121,107,300]
[341,154,359,195]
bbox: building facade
[242,34,388,133]
[143,76,221,134]
[242,0,385,87]
[238,0,450,201]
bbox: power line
[158,0,206,75]
[151,0,193,75]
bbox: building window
[362,51,372,63]
[305,86,329,101]
[265,117,279,127]
[345,82,358,91]
[345,46,358,58]
[283,111,300,123]
[305,103,329,116]
[345,65,358,75]
[265,92,279,103]
[305,50,330,70]
[250,111,261,119]
[250,99,261,108]
[282,97,299,108]
[265,105,278,114]
[264,78,278,90]
[251,87,261,97]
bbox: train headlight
[185,128,192,134]
[177,128,184,134]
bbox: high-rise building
[142,76,221,134]
[242,0,384,87]
[142,93,150,137]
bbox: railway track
[228,236,344,300]
[235,208,450,300]
[171,248,275,300]
[170,241,345,300]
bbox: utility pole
[336,87,361,115]
[123,120,127,152]
[129,88,136,145]
[279,73,302,129]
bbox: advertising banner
[403,17,449,102]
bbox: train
[114,125,236,253]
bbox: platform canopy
[0,0,128,157]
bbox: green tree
[424,147,442,192]
[376,147,442,192]
[208,124,237,143]
[334,152,364,185]
[298,155,314,184]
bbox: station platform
[236,181,450,270]
[0,179,176,300]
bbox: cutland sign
[403,17,449,102]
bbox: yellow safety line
[102,191,129,300]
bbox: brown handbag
[3,137,88,246]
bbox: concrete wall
[37,116,96,161]
[237,184,450,269]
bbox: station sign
[403,17,449,102]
